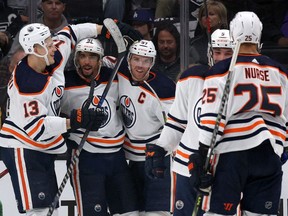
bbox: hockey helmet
[74,38,104,68]
[211,29,233,49]
[229,11,262,46]
[19,23,51,55]
[128,40,156,65]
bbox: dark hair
[153,21,180,56]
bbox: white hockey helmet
[211,29,233,49]
[74,38,104,68]
[19,23,51,55]
[230,11,262,45]
[128,40,156,65]
[74,38,104,80]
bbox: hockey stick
[191,41,241,216]
[47,18,126,216]
[0,169,8,179]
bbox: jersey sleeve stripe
[167,113,187,124]
[1,126,63,149]
[176,149,189,159]
[86,135,125,144]
[165,122,185,133]
[27,119,44,137]
[24,115,46,131]
[124,140,146,151]
[201,119,226,129]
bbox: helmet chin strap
[33,45,51,66]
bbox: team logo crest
[50,85,64,116]
[119,95,136,128]
[193,97,202,128]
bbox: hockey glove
[101,19,143,42]
[188,144,213,196]
[70,108,107,131]
[281,147,288,165]
[145,143,167,179]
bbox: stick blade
[103,18,126,54]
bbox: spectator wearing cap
[129,8,154,40]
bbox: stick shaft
[0,169,8,179]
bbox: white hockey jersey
[157,65,209,177]
[0,23,99,154]
[61,67,125,154]
[118,61,176,161]
[199,54,288,157]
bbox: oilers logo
[119,95,136,128]
[50,85,64,116]
[83,95,110,128]
[193,97,202,128]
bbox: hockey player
[60,38,139,216]
[117,40,176,215]
[0,20,142,216]
[190,11,288,216]
[145,29,233,216]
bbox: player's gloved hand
[281,147,288,164]
[188,144,213,196]
[70,108,107,131]
[145,143,167,179]
[101,19,143,42]
[91,107,108,131]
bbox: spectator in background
[0,31,11,59]
[152,21,180,82]
[7,0,68,58]
[189,0,228,66]
[129,8,155,40]
[39,0,68,33]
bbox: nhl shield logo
[265,201,272,209]
[175,200,184,210]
